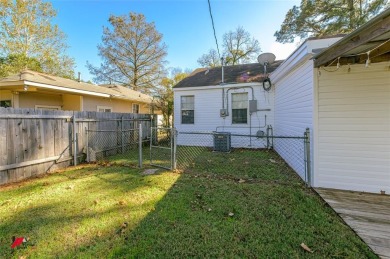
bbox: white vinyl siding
[273,60,314,180]
[174,84,274,148]
[316,62,390,193]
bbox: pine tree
[275,0,389,43]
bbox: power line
[207,0,221,59]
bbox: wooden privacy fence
[0,108,155,185]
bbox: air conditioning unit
[213,132,231,152]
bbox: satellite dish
[258,53,275,92]
[257,53,276,65]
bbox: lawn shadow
[0,165,178,258]
[106,168,376,258]
[0,151,377,258]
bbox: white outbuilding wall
[271,37,341,181]
[173,83,274,148]
[315,62,390,194]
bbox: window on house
[35,105,61,110]
[0,100,11,108]
[132,104,140,114]
[232,92,248,124]
[181,96,194,124]
[97,106,112,112]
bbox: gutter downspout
[221,57,224,84]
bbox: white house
[174,8,389,194]
[173,62,282,148]
[271,9,390,194]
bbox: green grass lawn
[0,149,377,258]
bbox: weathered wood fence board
[0,108,155,185]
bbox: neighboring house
[173,62,282,148]
[0,70,154,114]
[271,8,390,194]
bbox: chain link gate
[85,119,152,168]
[150,127,176,170]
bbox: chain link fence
[85,119,152,167]
[175,128,311,186]
[84,120,311,188]
[150,127,174,170]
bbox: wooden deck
[316,188,390,258]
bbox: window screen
[181,96,194,124]
[232,93,248,124]
[132,104,140,114]
[0,100,11,108]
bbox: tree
[0,54,42,77]
[197,27,260,67]
[88,12,167,94]
[154,69,188,127]
[197,49,221,68]
[275,0,389,43]
[223,26,260,65]
[0,0,75,78]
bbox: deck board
[316,188,390,258]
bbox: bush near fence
[0,108,155,185]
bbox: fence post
[266,125,273,149]
[121,116,125,154]
[72,115,77,166]
[305,128,311,187]
[86,127,89,162]
[172,128,177,170]
[150,126,153,166]
[138,123,143,168]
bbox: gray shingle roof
[174,61,283,88]
[0,70,153,103]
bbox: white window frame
[132,103,140,114]
[231,92,248,124]
[97,106,112,112]
[181,95,195,124]
[35,105,61,110]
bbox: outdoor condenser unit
[213,132,231,152]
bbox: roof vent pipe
[221,57,224,84]
[78,72,81,82]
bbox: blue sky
[51,0,301,81]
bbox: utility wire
[207,0,221,59]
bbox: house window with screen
[97,106,112,112]
[0,100,11,108]
[232,92,248,124]
[181,96,194,124]
[132,104,140,114]
[35,105,61,110]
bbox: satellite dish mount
[257,53,276,91]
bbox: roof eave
[314,8,390,67]
[173,82,262,91]
[24,80,111,97]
